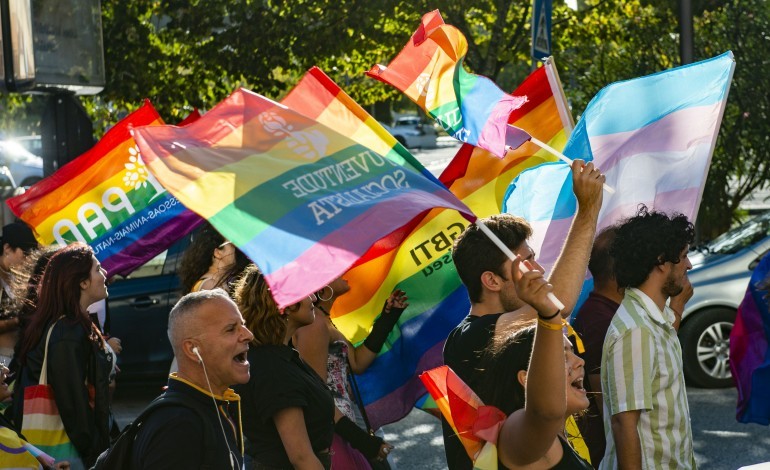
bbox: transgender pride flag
[504,52,735,274]
[731,253,770,425]
[367,10,527,158]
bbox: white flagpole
[529,136,616,194]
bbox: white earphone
[190,344,237,469]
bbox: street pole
[679,0,701,242]
[679,0,694,65]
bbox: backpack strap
[92,391,220,469]
[138,391,219,467]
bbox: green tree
[0,0,766,238]
[694,0,770,238]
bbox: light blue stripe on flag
[578,51,734,136]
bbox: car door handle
[132,297,159,309]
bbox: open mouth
[233,351,249,366]
[571,377,585,392]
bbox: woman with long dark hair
[15,243,114,469]
[179,222,250,295]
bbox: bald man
[131,289,254,469]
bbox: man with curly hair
[599,205,696,469]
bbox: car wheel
[394,136,408,148]
[679,307,735,388]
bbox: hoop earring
[317,285,334,302]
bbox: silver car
[681,210,770,388]
[380,116,438,149]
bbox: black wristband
[537,309,561,320]
[363,306,405,353]
[334,416,383,458]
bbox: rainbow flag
[504,52,736,275]
[332,60,573,429]
[731,252,770,425]
[6,102,203,277]
[132,88,473,309]
[420,366,506,470]
[282,67,438,185]
[367,10,526,158]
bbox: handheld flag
[367,10,527,158]
[731,252,770,425]
[332,60,575,428]
[132,88,474,309]
[420,366,505,470]
[6,102,203,277]
[504,51,736,274]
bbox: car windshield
[703,211,770,255]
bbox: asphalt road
[112,384,769,469]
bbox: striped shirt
[599,288,696,469]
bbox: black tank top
[551,435,594,470]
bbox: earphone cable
[199,356,238,470]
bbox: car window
[706,211,770,255]
[122,250,168,279]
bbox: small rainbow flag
[331,60,573,429]
[132,88,473,308]
[420,366,506,470]
[367,10,527,158]
[6,102,203,277]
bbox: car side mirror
[749,249,770,270]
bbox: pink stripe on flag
[527,217,575,272]
[597,187,704,232]
[588,102,723,171]
[476,96,528,157]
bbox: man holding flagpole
[442,159,604,469]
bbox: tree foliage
[0,0,766,236]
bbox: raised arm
[497,257,568,467]
[348,289,408,374]
[548,159,605,317]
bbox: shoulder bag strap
[38,316,66,385]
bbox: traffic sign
[532,0,552,61]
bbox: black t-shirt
[132,377,244,470]
[442,313,502,470]
[236,344,334,468]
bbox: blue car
[106,236,189,382]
